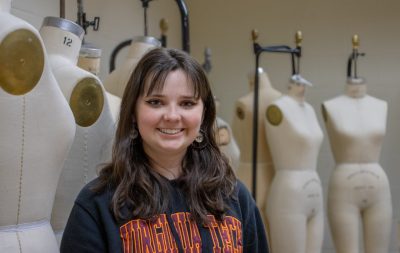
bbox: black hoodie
[60,178,269,253]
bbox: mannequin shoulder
[233,98,252,121]
[265,103,283,126]
[365,95,388,109]
[321,95,348,120]
[235,180,255,205]
[75,178,113,209]
[260,87,282,102]
[70,75,105,127]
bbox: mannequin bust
[322,78,392,253]
[103,36,161,98]
[39,17,115,243]
[78,43,121,122]
[216,117,240,170]
[231,67,281,224]
[264,79,324,253]
[0,3,75,252]
[213,97,240,170]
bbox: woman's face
[135,69,204,158]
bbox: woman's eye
[146,99,162,106]
[181,101,196,108]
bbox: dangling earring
[195,131,204,143]
[192,130,207,150]
[130,128,138,140]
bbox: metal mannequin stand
[250,30,302,200]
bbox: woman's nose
[163,105,181,121]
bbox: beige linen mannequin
[322,80,392,253]
[78,43,121,122]
[39,17,115,244]
[0,3,75,252]
[232,68,281,225]
[104,36,161,98]
[265,82,324,253]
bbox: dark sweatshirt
[60,178,269,253]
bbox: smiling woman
[60,48,269,253]
[136,69,204,171]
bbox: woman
[60,48,268,252]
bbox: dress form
[322,80,392,253]
[0,3,75,253]
[39,17,115,243]
[231,68,281,224]
[103,36,161,98]
[213,97,240,170]
[215,116,240,170]
[265,82,324,253]
[77,43,121,122]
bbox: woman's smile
[157,128,184,135]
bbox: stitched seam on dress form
[83,129,89,184]
[16,96,26,253]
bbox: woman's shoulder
[233,180,256,209]
[74,177,114,209]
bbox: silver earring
[195,131,204,143]
[130,128,138,140]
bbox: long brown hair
[94,48,236,224]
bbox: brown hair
[94,48,236,224]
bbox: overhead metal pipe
[175,0,190,53]
[250,29,298,200]
[77,0,84,27]
[60,0,65,18]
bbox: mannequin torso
[264,83,324,253]
[322,82,392,253]
[39,17,115,244]
[104,36,160,98]
[231,69,281,225]
[0,8,75,253]
[216,116,240,170]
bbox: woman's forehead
[144,71,196,95]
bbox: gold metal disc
[70,77,104,127]
[0,29,44,95]
[266,105,283,126]
[216,126,230,146]
[236,106,245,120]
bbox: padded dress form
[265,91,324,253]
[0,7,75,253]
[103,36,160,98]
[322,84,392,253]
[231,69,281,225]
[216,116,240,170]
[39,17,115,244]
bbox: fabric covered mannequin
[104,36,161,98]
[322,78,392,253]
[264,80,324,253]
[39,17,115,243]
[78,43,121,122]
[214,97,240,170]
[232,67,281,224]
[0,3,75,252]
[216,117,240,170]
